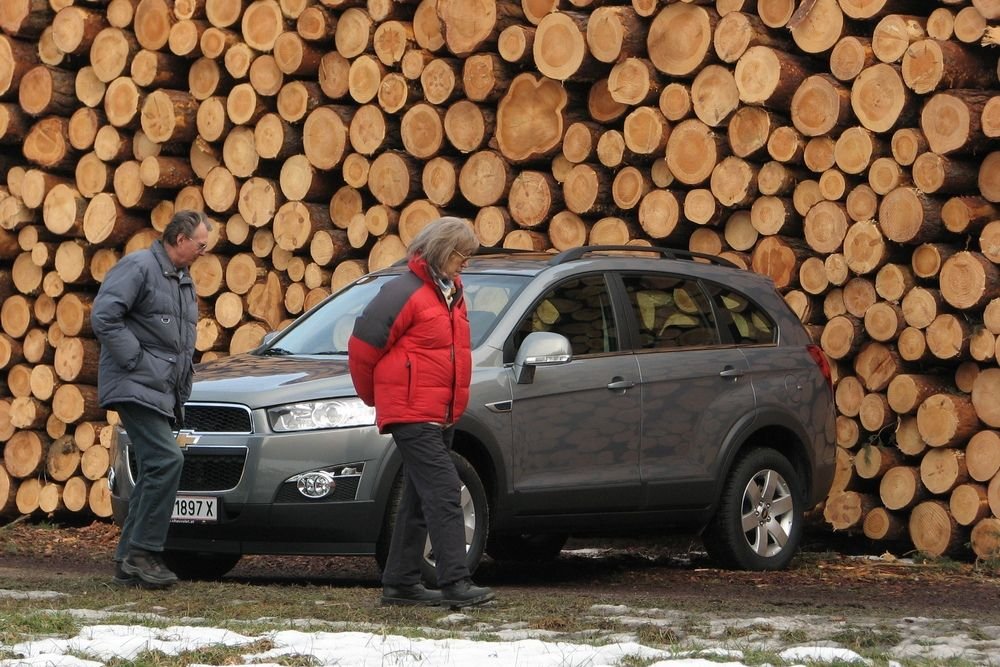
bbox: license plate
[171,496,218,523]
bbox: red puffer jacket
[348,255,472,433]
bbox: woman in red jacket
[348,217,495,609]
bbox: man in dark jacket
[349,217,495,609]
[92,210,211,588]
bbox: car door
[508,273,642,514]
[619,273,755,510]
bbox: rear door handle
[719,367,744,378]
[607,378,636,391]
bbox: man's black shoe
[112,561,169,589]
[121,549,178,587]
[381,583,443,607]
[440,579,495,609]
[112,561,135,586]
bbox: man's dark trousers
[114,402,184,561]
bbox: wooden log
[637,189,687,242]
[880,465,926,510]
[925,313,970,361]
[912,152,979,196]
[855,443,904,480]
[909,499,964,557]
[971,517,1000,559]
[844,219,895,276]
[436,0,521,58]
[950,483,991,526]
[495,73,568,163]
[586,6,645,64]
[917,393,980,448]
[851,63,914,133]
[939,251,1000,311]
[966,430,1000,482]
[823,490,877,532]
[887,374,954,416]
[301,105,351,171]
[971,368,1000,429]
[902,39,997,95]
[648,3,718,77]
[829,35,875,82]
[878,187,944,245]
[470,206,508,248]
[735,45,813,109]
[272,200,334,253]
[863,506,907,541]
[791,74,851,137]
[4,430,49,478]
[610,57,664,108]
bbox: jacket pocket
[134,350,174,393]
[406,355,417,401]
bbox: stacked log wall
[1,0,1000,560]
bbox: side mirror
[513,332,573,384]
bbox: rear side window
[705,283,777,345]
[621,274,719,349]
[513,274,619,356]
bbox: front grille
[275,476,361,503]
[128,448,247,491]
[184,404,253,433]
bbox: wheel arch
[715,409,817,512]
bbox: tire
[161,551,241,580]
[375,452,489,588]
[702,447,803,571]
[486,533,567,563]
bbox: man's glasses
[187,236,208,252]
[452,248,470,261]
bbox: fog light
[297,471,336,499]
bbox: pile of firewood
[1,0,1000,560]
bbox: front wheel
[375,452,489,588]
[702,448,803,571]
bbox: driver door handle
[607,377,636,391]
[719,366,744,378]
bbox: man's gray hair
[163,210,212,246]
[407,217,479,271]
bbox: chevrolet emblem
[175,430,200,448]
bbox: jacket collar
[152,240,192,285]
[408,254,463,301]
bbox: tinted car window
[266,273,530,354]
[513,274,619,355]
[621,274,719,349]
[704,283,777,345]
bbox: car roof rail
[390,246,543,267]
[547,245,740,269]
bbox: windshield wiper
[260,347,295,356]
[312,350,347,355]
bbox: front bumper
[109,416,399,556]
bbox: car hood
[189,354,357,407]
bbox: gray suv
[109,246,836,580]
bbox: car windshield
[260,272,532,355]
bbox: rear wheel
[161,551,241,580]
[702,448,803,571]
[375,452,489,587]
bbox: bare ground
[2,518,1000,622]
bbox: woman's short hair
[407,217,478,271]
[163,210,212,246]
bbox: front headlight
[267,398,376,432]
